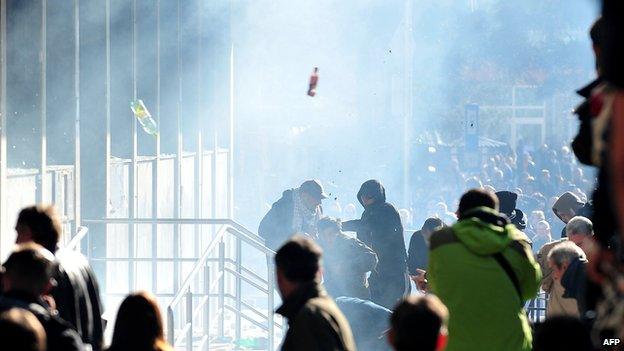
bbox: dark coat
[259,189,322,251]
[319,233,378,299]
[407,230,428,274]
[276,282,356,351]
[52,248,104,351]
[572,78,602,166]
[561,257,588,316]
[343,180,408,309]
[259,189,296,251]
[0,291,84,351]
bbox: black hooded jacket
[343,180,407,280]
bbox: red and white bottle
[307,67,319,97]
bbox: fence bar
[0,0,7,257]
[39,0,48,204]
[235,236,242,342]
[186,288,193,351]
[152,0,161,296]
[218,241,225,338]
[173,0,182,294]
[203,264,210,351]
[73,0,81,229]
[267,253,275,350]
[167,306,174,344]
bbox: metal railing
[65,226,89,253]
[526,291,548,323]
[82,218,282,351]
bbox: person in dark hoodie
[342,180,409,309]
[495,191,527,231]
[552,192,593,238]
[259,180,327,250]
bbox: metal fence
[81,217,283,351]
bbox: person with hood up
[342,179,409,309]
[258,180,327,250]
[552,191,593,238]
[495,191,527,231]
[428,188,541,351]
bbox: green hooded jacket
[428,207,541,351]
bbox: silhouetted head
[389,295,449,351]
[2,243,57,297]
[109,291,172,351]
[0,308,46,351]
[275,235,323,299]
[15,205,62,253]
[457,188,499,217]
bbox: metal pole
[186,287,193,351]
[212,133,218,237]
[218,241,225,338]
[152,0,161,297]
[235,237,242,342]
[173,0,182,293]
[39,0,48,204]
[228,45,234,219]
[0,0,7,257]
[195,0,203,258]
[203,264,210,351]
[167,306,175,345]
[104,0,112,270]
[511,86,517,150]
[267,254,275,350]
[129,0,138,292]
[73,0,81,230]
[402,0,413,207]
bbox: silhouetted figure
[388,295,449,351]
[275,235,356,351]
[407,217,444,274]
[16,205,104,351]
[552,192,592,238]
[317,217,378,299]
[533,316,592,351]
[259,180,327,250]
[106,291,173,351]
[335,297,390,351]
[0,243,84,351]
[343,180,409,309]
[0,308,46,351]
[496,191,527,230]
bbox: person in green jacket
[428,189,541,351]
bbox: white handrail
[65,226,89,251]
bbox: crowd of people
[2,2,624,351]
[0,206,173,351]
[258,10,624,350]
